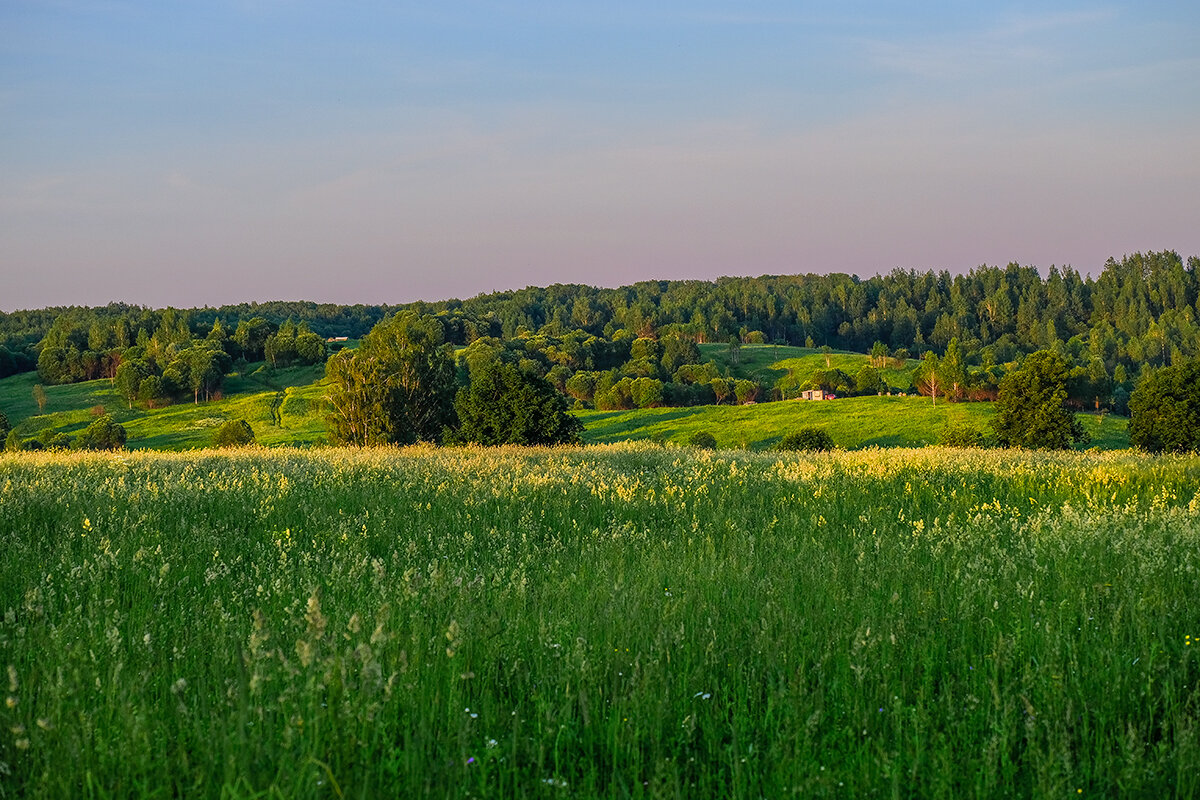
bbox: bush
[0,409,8,436]
[939,422,984,448]
[687,431,717,450]
[776,427,835,452]
[213,419,256,448]
[5,429,21,452]
[75,415,126,451]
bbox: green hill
[0,364,329,451]
[699,343,918,392]
[1,357,1128,452]
[580,395,1127,451]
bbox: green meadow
[1,445,1197,797]
[579,397,1126,451]
[0,358,1128,452]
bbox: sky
[2,1,1199,311]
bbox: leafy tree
[38,428,71,450]
[870,340,889,368]
[915,352,943,404]
[233,317,275,361]
[993,350,1088,449]
[115,360,151,409]
[449,361,582,446]
[734,379,760,404]
[5,429,22,452]
[325,312,457,446]
[688,430,717,449]
[631,377,665,409]
[660,334,700,376]
[75,415,126,451]
[855,365,883,395]
[138,375,167,409]
[295,332,327,365]
[564,372,598,404]
[940,338,966,400]
[0,409,8,437]
[1128,359,1200,453]
[710,378,732,405]
[776,427,835,451]
[213,419,256,448]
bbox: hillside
[579,395,1126,450]
[0,364,328,451]
[698,343,918,391]
[1,361,1128,451]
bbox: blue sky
[2,1,1198,310]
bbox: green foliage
[1128,358,1200,453]
[854,365,883,395]
[939,422,985,448]
[993,350,1088,449]
[74,414,127,451]
[630,377,665,409]
[734,378,761,404]
[0,408,7,436]
[325,313,458,446]
[212,419,256,448]
[5,428,22,451]
[687,430,717,449]
[448,362,582,446]
[776,426,835,451]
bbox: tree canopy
[325,312,457,446]
[1127,359,1200,453]
[448,362,583,446]
[992,350,1088,450]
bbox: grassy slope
[580,395,1128,450]
[0,364,329,450]
[700,343,918,389]
[0,346,1129,451]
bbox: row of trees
[32,310,328,387]
[5,250,1197,387]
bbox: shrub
[776,427,835,452]
[939,422,984,448]
[213,419,256,448]
[75,415,126,451]
[687,431,717,450]
[5,429,21,452]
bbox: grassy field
[2,366,1128,453]
[580,396,1128,451]
[0,364,329,450]
[699,343,918,390]
[1,445,1197,798]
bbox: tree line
[4,250,1196,386]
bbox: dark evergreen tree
[1128,359,1200,453]
[449,361,582,446]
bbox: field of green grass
[1,445,1197,797]
[580,395,1128,450]
[699,343,918,391]
[0,364,329,451]
[1,360,1128,453]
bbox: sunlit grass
[1,445,1196,797]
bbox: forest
[1,250,1196,420]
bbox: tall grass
[1,445,1197,798]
